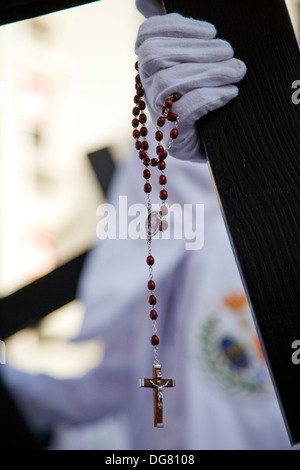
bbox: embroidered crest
[198,293,272,396]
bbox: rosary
[132,61,181,427]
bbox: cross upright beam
[164,0,300,445]
[139,364,175,427]
[0,1,99,26]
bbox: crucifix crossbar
[139,364,175,428]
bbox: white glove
[136,0,165,17]
[135,13,247,161]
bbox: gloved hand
[136,0,165,17]
[135,13,247,161]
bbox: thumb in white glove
[136,0,165,18]
[135,13,247,161]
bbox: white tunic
[2,133,291,450]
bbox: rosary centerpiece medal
[132,60,181,428]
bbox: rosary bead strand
[132,60,181,367]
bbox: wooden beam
[0,251,88,340]
[163,0,300,445]
[0,146,114,340]
[0,0,100,26]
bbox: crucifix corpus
[139,364,175,428]
[163,0,300,446]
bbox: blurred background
[0,0,144,378]
[0,0,299,380]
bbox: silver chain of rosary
[146,111,180,366]
[132,60,181,368]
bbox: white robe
[1,132,291,450]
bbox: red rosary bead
[158,150,167,161]
[143,169,151,179]
[151,335,160,346]
[147,255,155,266]
[132,106,140,116]
[136,87,144,97]
[167,112,178,122]
[133,129,140,139]
[138,100,146,110]
[165,97,173,109]
[159,175,167,185]
[140,126,148,137]
[160,189,168,201]
[157,116,165,127]
[171,92,182,102]
[156,145,164,155]
[149,295,157,306]
[150,309,158,320]
[160,205,168,216]
[155,131,163,141]
[158,161,166,171]
[148,280,156,290]
[144,183,152,193]
[143,157,150,166]
[132,118,139,128]
[139,113,147,124]
[170,128,179,139]
[134,95,139,104]
[139,150,147,160]
[135,140,142,150]
[142,141,149,151]
[150,158,159,167]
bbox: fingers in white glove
[135,13,217,46]
[165,86,240,161]
[177,84,240,123]
[141,58,246,115]
[135,13,247,162]
[137,39,236,77]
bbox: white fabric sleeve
[1,129,211,434]
[1,324,133,432]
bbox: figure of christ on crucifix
[139,365,175,428]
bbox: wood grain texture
[164,0,300,444]
[0,0,99,25]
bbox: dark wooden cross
[0,0,300,446]
[139,364,175,427]
[164,0,300,446]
